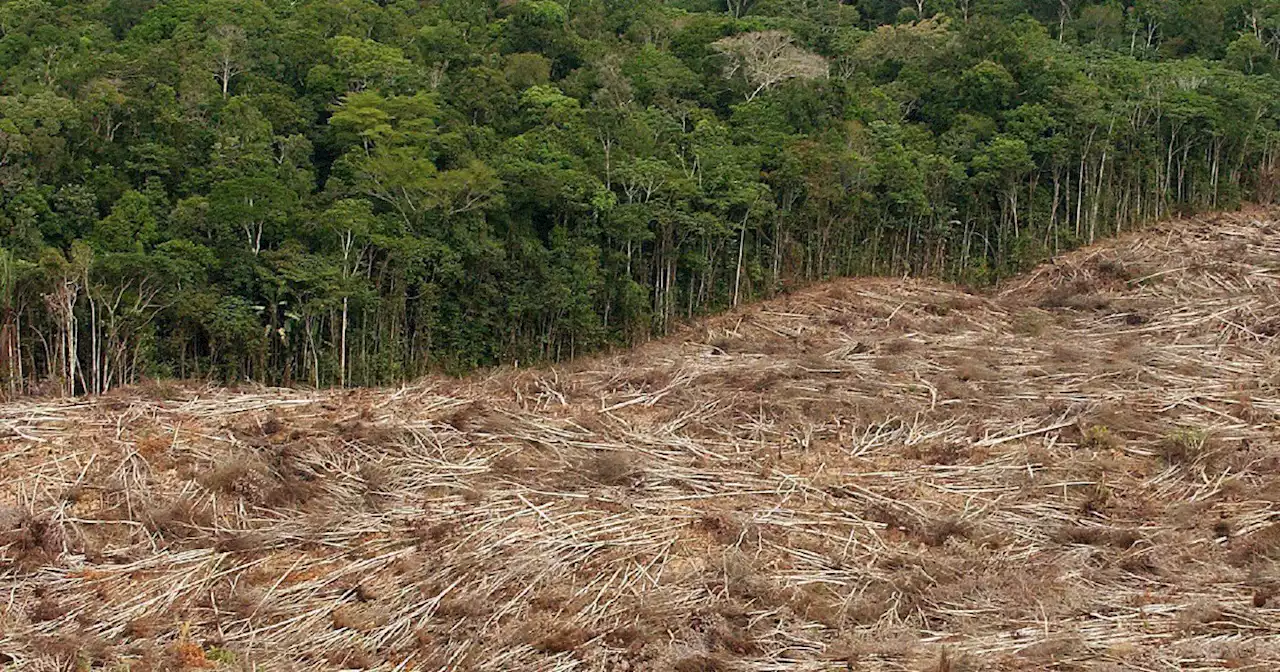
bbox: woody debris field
[3,210,1280,671]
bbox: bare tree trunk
[88,293,99,395]
[733,221,746,307]
[340,297,348,388]
[1049,169,1061,253]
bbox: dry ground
[3,210,1280,671]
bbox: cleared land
[3,210,1280,671]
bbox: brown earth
[2,209,1280,671]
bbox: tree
[1227,31,1270,73]
[1077,2,1125,48]
[316,199,375,386]
[0,247,30,396]
[208,24,250,98]
[961,60,1016,114]
[725,0,757,19]
[712,31,829,101]
[209,176,295,256]
[91,191,158,253]
[330,36,413,93]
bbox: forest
[1,0,1278,392]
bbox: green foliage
[92,191,158,253]
[0,0,1278,392]
[1161,427,1215,464]
[1080,425,1118,450]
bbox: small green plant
[1080,425,1118,450]
[206,647,237,664]
[1161,427,1212,464]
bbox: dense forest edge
[1,0,1278,394]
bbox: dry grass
[3,209,1280,670]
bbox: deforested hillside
[2,209,1280,670]
[4,0,1280,390]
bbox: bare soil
[3,209,1280,671]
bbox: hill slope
[3,210,1280,671]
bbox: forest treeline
[2,0,1279,393]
